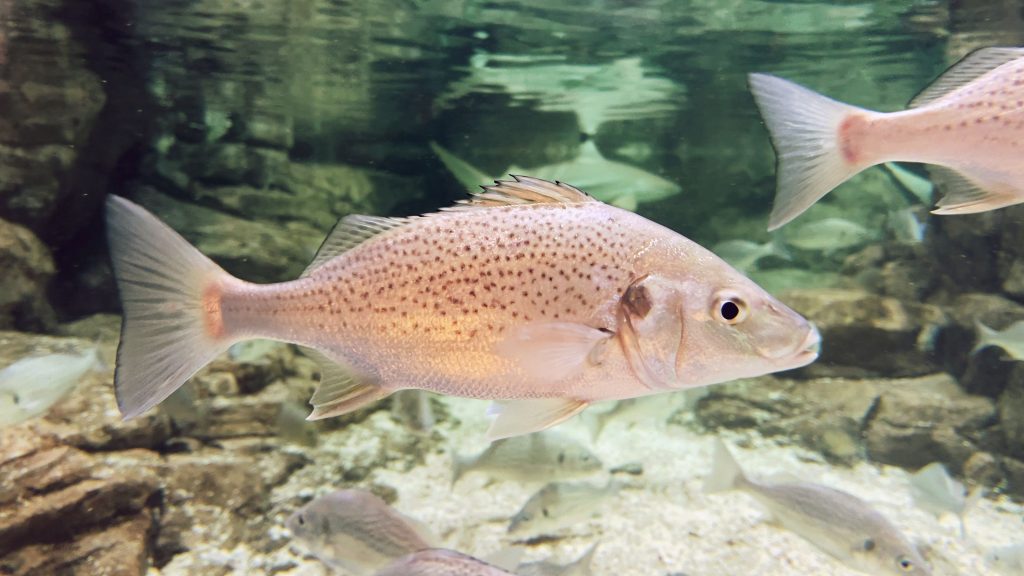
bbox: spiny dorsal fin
[442,175,594,212]
[301,214,411,277]
[909,47,1024,109]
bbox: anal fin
[304,350,391,419]
[486,398,589,441]
[928,166,1023,215]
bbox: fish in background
[0,348,103,427]
[908,462,978,538]
[705,440,931,576]
[286,489,435,575]
[452,431,602,486]
[105,176,819,441]
[711,237,791,272]
[986,544,1024,575]
[585,392,698,441]
[881,163,935,206]
[785,217,874,253]
[749,47,1024,230]
[972,320,1024,361]
[392,390,435,436]
[886,208,926,245]
[161,381,210,433]
[277,400,319,447]
[431,140,681,212]
[375,549,516,576]
[516,543,599,576]
[508,480,621,538]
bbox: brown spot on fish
[623,278,653,319]
[838,114,868,164]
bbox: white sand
[158,395,1023,576]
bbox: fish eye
[897,556,914,571]
[558,452,566,464]
[297,515,305,526]
[862,539,875,551]
[713,292,748,325]
[542,507,550,517]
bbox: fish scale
[105,175,819,439]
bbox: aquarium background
[2,0,1024,574]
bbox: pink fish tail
[106,196,244,419]
[748,73,878,230]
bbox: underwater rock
[0,427,160,572]
[998,374,1024,460]
[938,293,1024,398]
[780,289,946,378]
[0,218,56,331]
[131,187,321,282]
[0,0,106,236]
[864,373,997,472]
[693,376,879,464]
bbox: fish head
[620,264,819,390]
[286,503,327,548]
[849,535,931,576]
[556,444,603,475]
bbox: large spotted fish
[749,47,1024,230]
[105,176,819,440]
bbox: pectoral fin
[305,350,391,419]
[486,398,589,441]
[495,322,613,384]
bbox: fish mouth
[791,324,821,364]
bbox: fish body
[987,544,1024,575]
[286,489,433,574]
[973,320,1024,360]
[881,163,934,205]
[0,349,101,427]
[452,431,602,485]
[508,480,620,537]
[712,238,791,272]
[517,543,598,576]
[787,218,873,252]
[106,176,819,440]
[749,47,1024,230]
[908,462,972,538]
[705,440,930,576]
[376,549,516,576]
[432,141,680,212]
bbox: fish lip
[763,323,821,364]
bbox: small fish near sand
[909,462,976,538]
[376,549,517,576]
[0,348,103,427]
[286,489,434,575]
[705,439,931,576]
[517,543,599,576]
[105,176,820,441]
[972,320,1024,361]
[749,47,1024,230]
[508,480,621,538]
[986,543,1024,575]
[452,431,602,486]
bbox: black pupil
[721,301,740,320]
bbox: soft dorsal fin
[302,214,410,277]
[442,175,594,211]
[909,47,1024,108]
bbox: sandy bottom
[158,395,1023,576]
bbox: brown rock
[780,289,947,378]
[0,218,56,330]
[864,373,998,471]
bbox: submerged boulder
[0,218,56,331]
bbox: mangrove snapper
[106,176,819,440]
[786,217,873,253]
[749,47,1024,230]
[286,489,434,574]
[452,431,602,485]
[908,462,976,538]
[0,348,103,427]
[376,549,516,576]
[973,320,1024,360]
[705,440,930,576]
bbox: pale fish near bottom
[105,175,819,440]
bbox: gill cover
[618,274,686,391]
